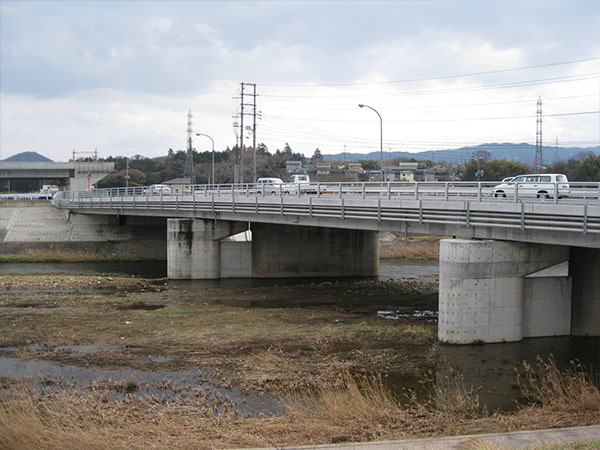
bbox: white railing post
[414,182,419,200]
[554,182,559,205]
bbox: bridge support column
[438,239,570,344]
[167,219,247,279]
[250,223,379,278]
[570,247,600,336]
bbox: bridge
[0,161,114,192]
[52,180,600,345]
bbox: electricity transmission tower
[534,97,543,173]
[183,110,195,183]
[232,82,257,184]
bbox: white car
[143,184,172,196]
[256,177,284,194]
[493,174,570,199]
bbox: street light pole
[196,133,215,185]
[358,104,384,182]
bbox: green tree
[461,159,530,181]
[311,148,323,163]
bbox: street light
[358,104,384,182]
[196,133,215,186]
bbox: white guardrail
[56,181,600,236]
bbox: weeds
[516,356,600,411]
[0,361,599,449]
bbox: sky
[1,0,599,162]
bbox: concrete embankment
[0,200,166,259]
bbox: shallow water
[0,259,438,281]
[0,346,279,415]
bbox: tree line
[460,152,599,182]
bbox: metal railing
[54,181,600,238]
[60,180,600,204]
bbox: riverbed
[0,259,597,415]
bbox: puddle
[116,302,166,311]
[378,309,438,321]
[0,346,280,416]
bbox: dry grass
[1,359,599,450]
[0,248,156,262]
[379,234,441,259]
[517,356,600,411]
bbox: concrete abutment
[439,238,597,344]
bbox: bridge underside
[167,218,379,280]
[438,239,599,343]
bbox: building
[347,163,363,173]
[383,162,418,181]
[163,177,192,195]
[316,164,331,175]
[286,161,302,174]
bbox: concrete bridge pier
[250,223,379,278]
[570,247,600,336]
[167,218,247,279]
[167,219,379,280]
[438,239,572,344]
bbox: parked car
[143,184,172,196]
[493,174,570,199]
[256,177,284,194]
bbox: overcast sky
[1,0,599,162]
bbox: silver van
[493,174,570,199]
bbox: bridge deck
[55,181,600,249]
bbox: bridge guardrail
[68,181,600,204]
[58,181,600,238]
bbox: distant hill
[324,143,600,166]
[1,151,54,162]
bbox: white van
[256,177,284,194]
[493,174,570,199]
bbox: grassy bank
[379,234,441,260]
[0,249,164,263]
[1,360,598,449]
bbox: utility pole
[184,110,195,183]
[251,84,257,183]
[239,83,244,185]
[233,82,257,184]
[534,97,543,173]
[125,157,130,188]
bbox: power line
[261,56,600,88]
[260,73,599,99]
[262,110,599,124]
[260,94,598,111]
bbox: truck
[284,174,321,194]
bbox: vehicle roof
[512,173,567,177]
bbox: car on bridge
[143,184,172,196]
[256,177,284,195]
[493,173,570,199]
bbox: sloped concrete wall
[0,201,167,259]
